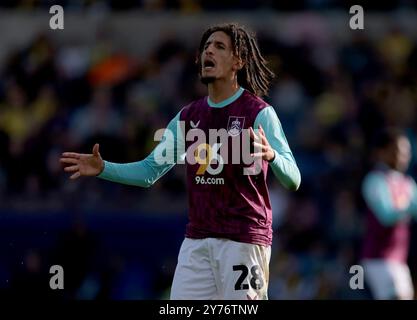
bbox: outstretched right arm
[60,110,185,188]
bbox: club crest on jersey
[227,116,245,136]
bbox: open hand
[249,125,275,162]
[60,143,104,179]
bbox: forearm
[254,106,301,191]
[98,158,174,188]
[269,150,301,191]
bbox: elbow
[143,181,153,188]
[290,182,300,192]
[141,178,155,188]
[286,170,301,191]
[378,216,397,227]
[287,180,300,192]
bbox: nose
[204,43,214,55]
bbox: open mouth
[203,59,215,70]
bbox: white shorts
[170,237,271,300]
[361,259,414,300]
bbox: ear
[232,56,244,72]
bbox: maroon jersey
[361,209,410,262]
[180,90,272,246]
[361,168,413,263]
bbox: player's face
[200,31,241,84]
[393,136,411,172]
[384,136,411,172]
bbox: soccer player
[60,23,301,300]
[360,128,417,300]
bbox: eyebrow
[205,40,227,47]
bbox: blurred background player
[60,23,301,300]
[361,128,417,300]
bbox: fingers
[252,141,268,152]
[70,172,81,180]
[252,126,272,160]
[258,124,268,145]
[249,127,261,142]
[92,143,100,156]
[60,157,79,165]
[251,152,265,158]
[62,164,82,180]
[249,127,255,140]
[258,124,265,134]
[64,165,79,172]
[251,125,268,151]
[62,152,80,159]
[64,164,81,180]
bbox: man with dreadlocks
[60,23,301,300]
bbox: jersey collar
[207,87,244,108]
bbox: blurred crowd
[1,8,417,299]
[1,0,416,12]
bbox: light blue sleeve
[254,106,301,191]
[97,110,185,188]
[362,172,409,226]
[409,179,417,219]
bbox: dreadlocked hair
[196,22,275,97]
